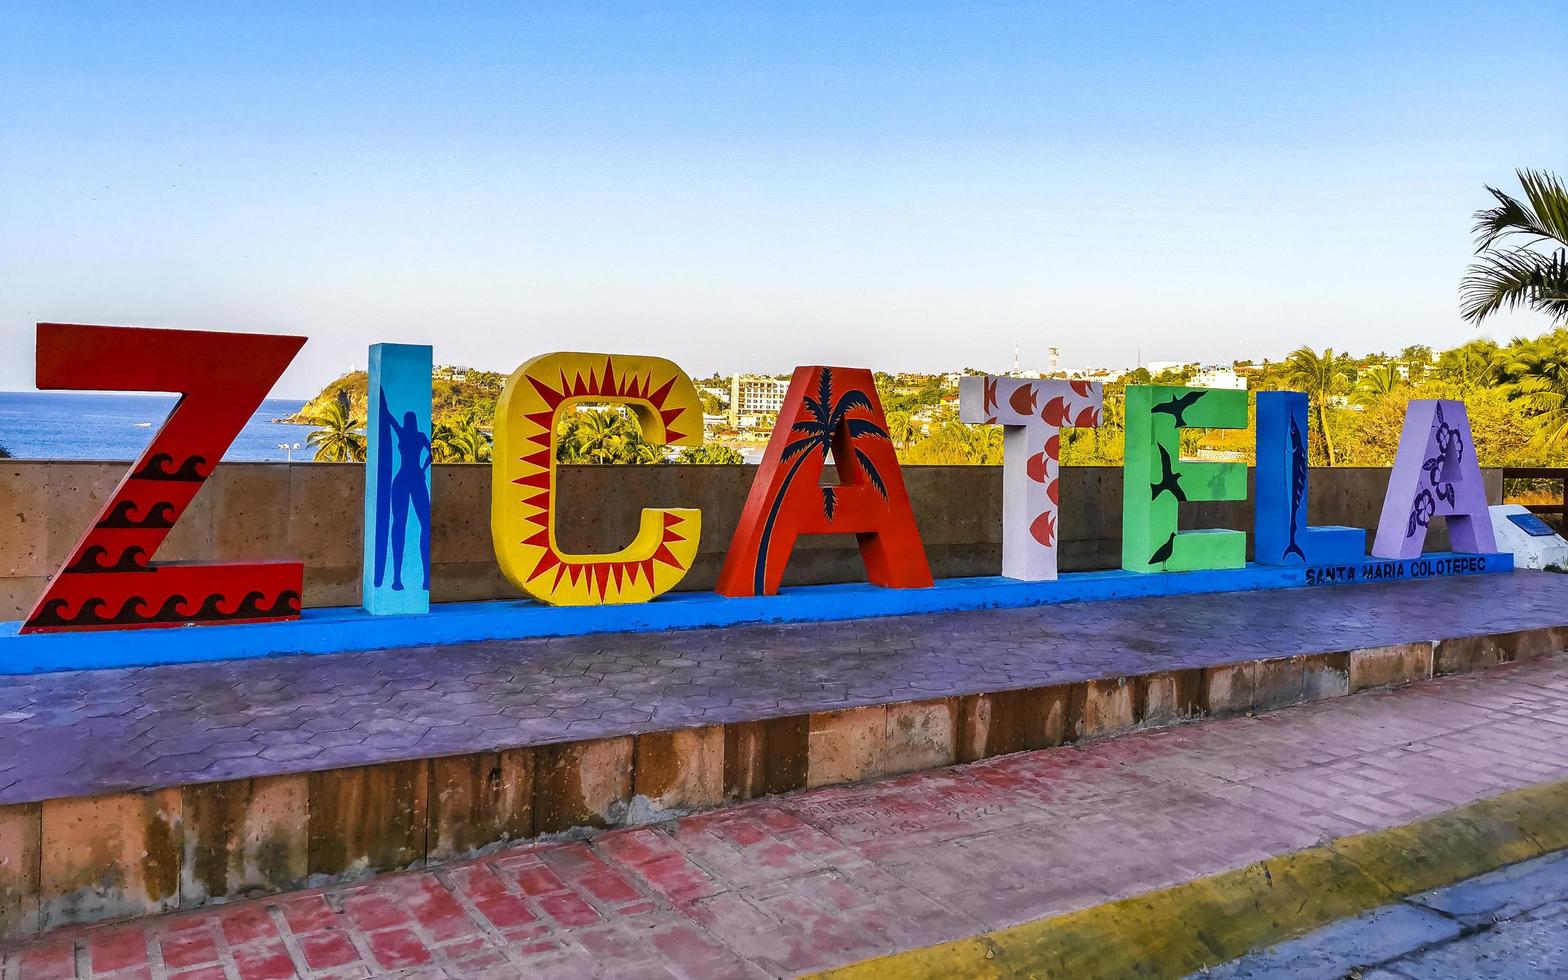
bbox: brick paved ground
[3,572,1566,805]
[6,651,1568,979]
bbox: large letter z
[22,323,307,632]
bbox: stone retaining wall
[0,625,1558,940]
[0,462,1497,619]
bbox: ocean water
[0,391,313,462]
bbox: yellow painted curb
[812,779,1568,980]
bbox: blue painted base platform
[0,552,1513,675]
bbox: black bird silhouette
[1151,390,1205,427]
[1150,444,1186,502]
[1149,531,1177,565]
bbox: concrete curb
[811,779,1568,980]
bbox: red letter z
[22,323,307,632]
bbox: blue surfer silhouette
[373,388,432,591]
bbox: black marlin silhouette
[1150,444,1186,502]
[1150,390,1205,427]
[1284,414,1308,561]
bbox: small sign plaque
[1507,512,1560,538]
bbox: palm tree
[1461,169,1568,325]
[1283,347,1355,465]
[752,369,889,593]
[952,416,1003,462]
[445,424,493,463]
[429,410,492,462]
[677,444,745,464]
[627,435,671,464]
[554,408,669,464]
[566,409,625,464]
[1434,340,1501,390]
[430,422,458,462]
[1505,332,1568,447]
[885,410,916,448]
[1352,363,1401,406]
[305,392,365,463]
[1093,388,1125,464]
[0,445,10,459]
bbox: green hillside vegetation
[881,332,1566,472]
[293,368,505,463]
[296,370,744,464]
[297,328,1568,468]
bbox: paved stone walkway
[2,572,1566,805]
[5,650,1568,978]
[1202,848,1568,979]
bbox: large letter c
[491,351,702,606]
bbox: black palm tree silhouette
[753,368,890,593]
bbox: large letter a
[716,366,932,597]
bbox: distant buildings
[1121,361,1248,390]
[728,374,790,429]
[697,356,1251,440]
[1190,366,1247,390]
[1072,367,1128,383]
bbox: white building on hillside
[728,375,790,426]
[1191,366,1248,390]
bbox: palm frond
[1353,363,1402,405]
[821,485,836,520]
[1282,346,1355,394]
[1519,385,1566,410]
[781,435,822,461]
[1460,247,1568,323]
[1473,171,1568,248]
[1533,416,1568,449]
[829,389,875,426]
[854,447,888,499]
[815,369,835,424]
[1520,169,1568,245]
[801,395,830,427]
[844,417,889,441]
[1475,188,1551,249]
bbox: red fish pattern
[958,375,1103,580]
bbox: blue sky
[2,2,1564,396]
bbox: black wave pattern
[131,453,209,482]
[63,544,152,574]
[96,499,178,529]
[28,589,301,628]
[185,590,301,622]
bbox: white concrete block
[1489,504,1568,570]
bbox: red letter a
[716,366,932,597]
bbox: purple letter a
[1372,400,1497,559]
